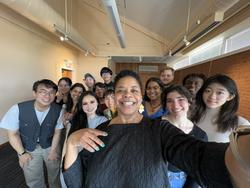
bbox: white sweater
[197,108,250,143]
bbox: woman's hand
[67,128,108,152]
[64,128,108,170]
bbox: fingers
[68,128,108,152]
[79,139,95,153]
[79,129,107,152]
[79,136,103,152]
[88,128,108,137]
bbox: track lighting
[84,50,89,56]
[183,36,190,46]
[168,50,172,56]
[54,24,92,53]
[59,35,68,41]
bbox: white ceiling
[1,0,249,62]
[78,0,247,47]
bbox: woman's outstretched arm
[225,133,250,187]
[160,120,232,187]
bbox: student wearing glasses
[0,79,64,188]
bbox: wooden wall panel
[175,50,250,120]
[115,62,165,92]
[115,63,138,73]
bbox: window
[224,28,250,53]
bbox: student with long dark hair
[143,77,166,119]
[60,90,106,187]
[191,74,250,142]
[68,91,107,135]
[55,77,72,106]
[63,83,86,126]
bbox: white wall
[0,9,79,144]
[0,5,109,144]
[76,55,109,86]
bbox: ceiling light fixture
[168,50,172,56]
[60,35,68,41]
[54,24,90,53]
[60,36,64,41]
[102,0,126,48]
[183,0,191,47]
[183,35,190,46]
[84,50,89,56]
[54,0,94,54]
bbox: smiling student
[63,83,86,126]
[162,85,207,188]
[143,77,166,119]
[192,74,250,142]
[0,79,63,188]
[84,73,96,92]
[68,91,107,135]
[103,89,117,120]
[55,77,72,106]
[100,67,114,90]
[159,66,175,88]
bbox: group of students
[0,66,250,188]
[63,69,250,188]
[133,67,250,187]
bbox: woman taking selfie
[63,70,250,188]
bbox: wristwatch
[18,151,27,156]
[229,125,250,172]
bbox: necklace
[163,115,193,134]
[150,102,161,111]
